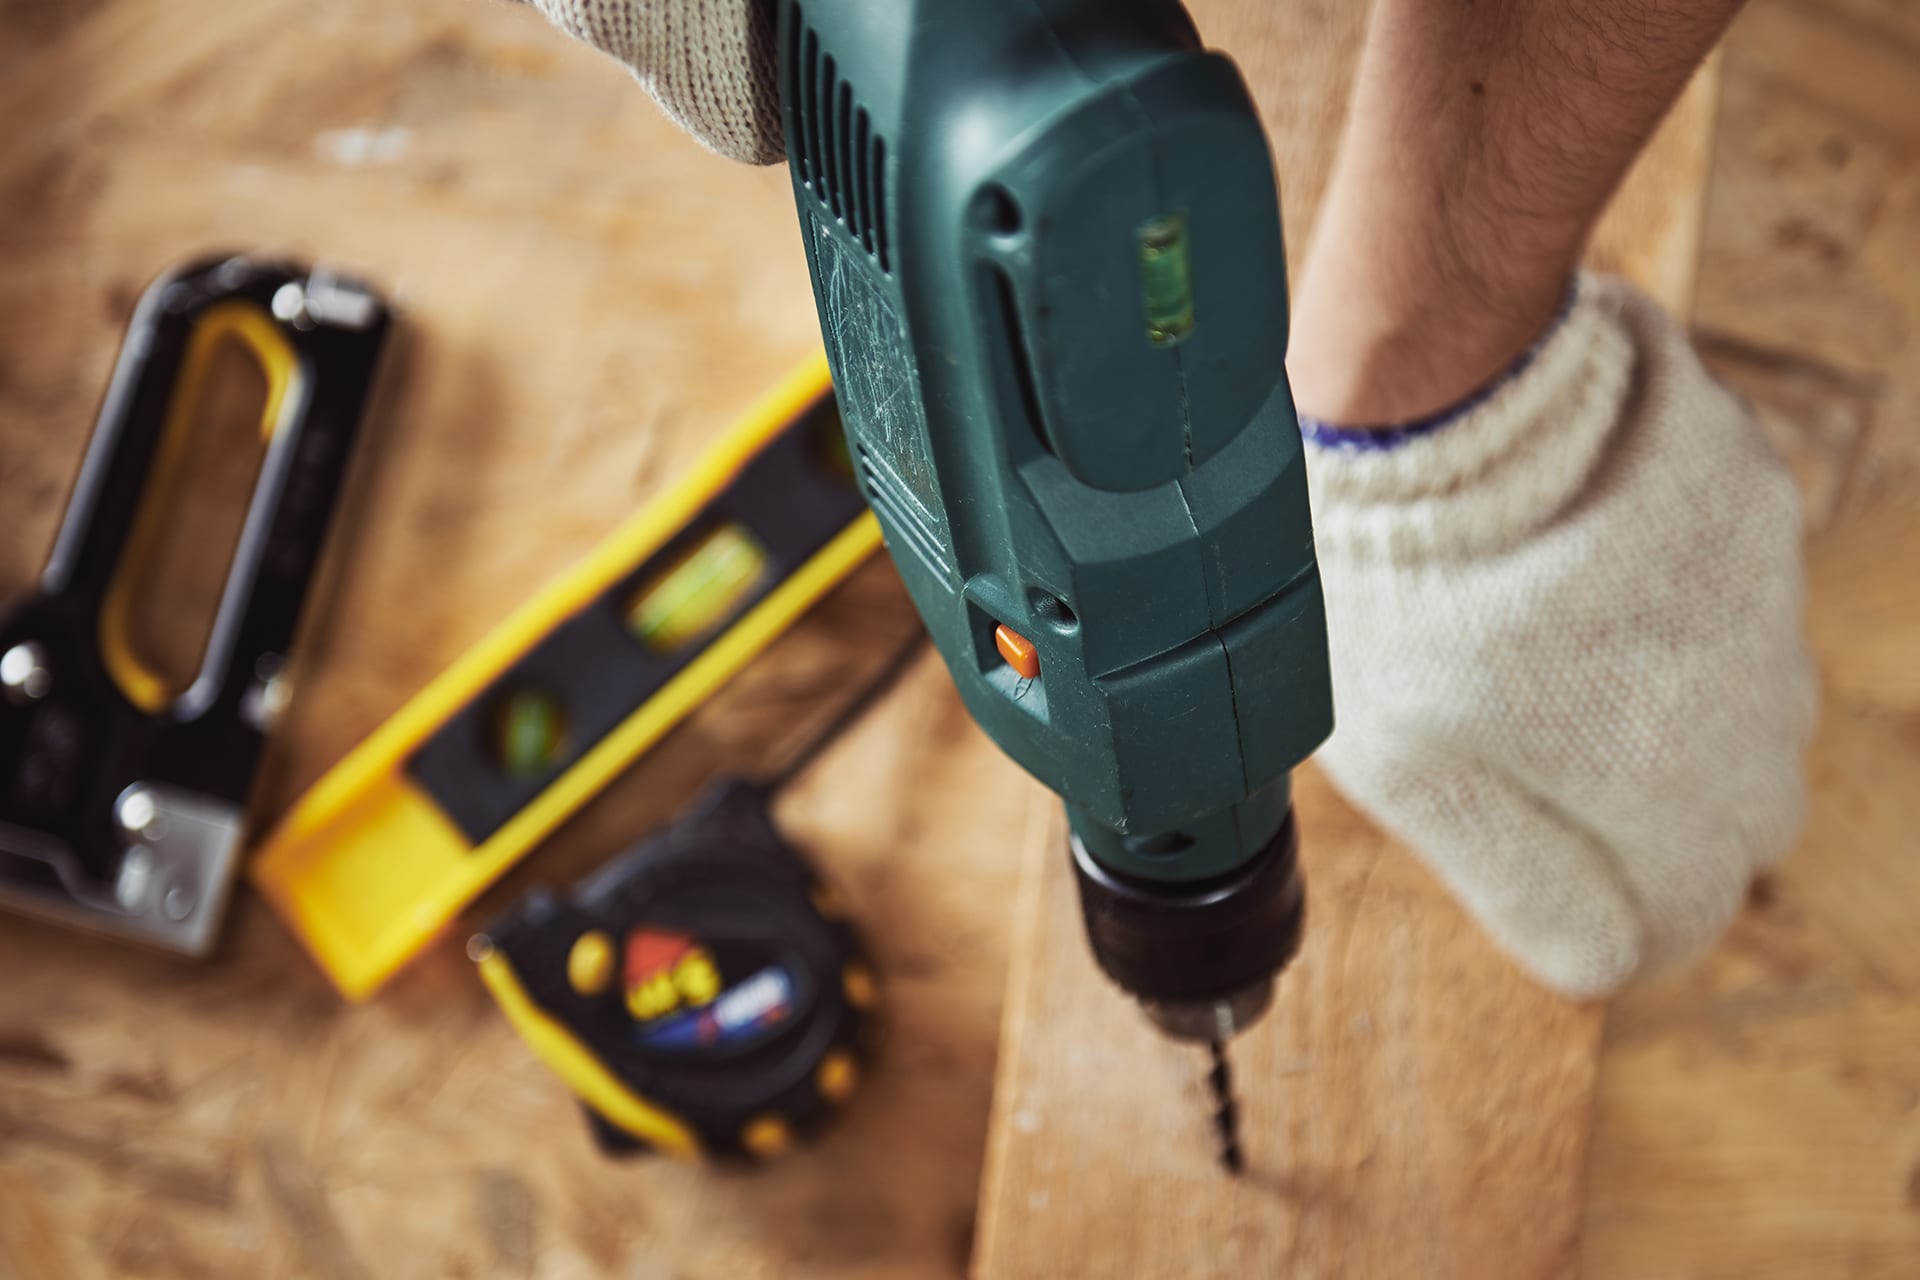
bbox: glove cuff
[1303,273,1638,563]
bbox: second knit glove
[1303,275,1816,997]
[521,0,783,163]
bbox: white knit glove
[520,0,782,163]
[1302,275,1816,997]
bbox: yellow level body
[251,355,880,999]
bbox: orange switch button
[994,624,1040,680]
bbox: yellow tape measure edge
[475,947,701,1158]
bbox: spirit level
[250,356,880,999]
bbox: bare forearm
[1288,0,1744,425]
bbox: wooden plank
[973,4,1722,1275]
[0,2,1036,1276]
[978,771,1604,1279]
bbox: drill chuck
[1070,808,1305,1043]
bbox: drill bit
[1206,1038,1244,1174]
[1140,986,1271,1174]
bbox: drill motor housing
[776,0,1333,1024]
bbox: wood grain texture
[973,4,1722,1276]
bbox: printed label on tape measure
[623,929,722,1022]
[634,964,795,1052]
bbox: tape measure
[471,778,877,1160]
[471,622,925,1160]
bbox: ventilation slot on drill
[856,443,949,579]
[785,6,893,272]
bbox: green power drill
[776,0,1333,1166]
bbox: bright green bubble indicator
[626,523,769,653]
[495,687,567,779]
[1140,213,1195,346]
